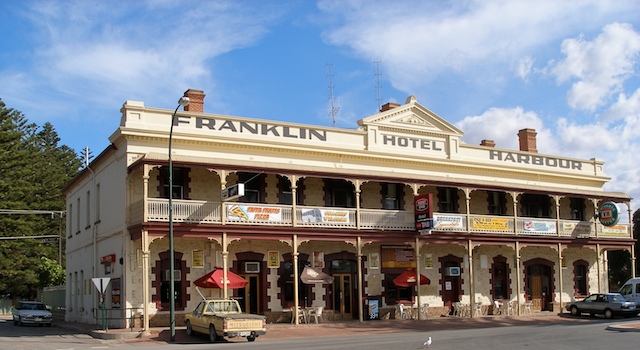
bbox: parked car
[619,277,640,304]
[184,298,266,342]
[566,293,638,319]
[11,301,53,326]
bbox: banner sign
[301,208,350,223]
[561,222,593,237]
[523,220,557,234]
[600,224,629,237]
[227,205,282,221]
[472,217,510,231]
[381,246,415,269]
[433,215,464,229]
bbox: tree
[0,98,81,300]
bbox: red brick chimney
[380,102,400,112]
[518,128,537,153]
[480,139,495,147]
[183,89,206,113]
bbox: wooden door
[442,277,460,313]
[238,274,260,314]
[332,274,352,318]
[530,275,542,310]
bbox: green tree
[0,98,81,300]
[36,256,66,287]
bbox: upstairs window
[238,172,265,203]
[488,191,506,215]
[521,193,550,218]
[570,198,586,221]
[383,183,403,210]
[160,167,188,200]
[437,187,458,213]
[325,179,355,208]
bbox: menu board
[381,246,415,268]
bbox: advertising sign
[414,194,434,234]
[523,220,557,235]
[472,217,510,231]
[301,208,350,223]
[227,205,282,221]
[599,202,620,226]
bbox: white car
[12,301,53,326]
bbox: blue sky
[1,0,640,212]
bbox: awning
[193,266,248,289]
[393,268,430,287]
[300,266,334,284]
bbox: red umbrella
[393,268,431,287]
[194,266,248,289]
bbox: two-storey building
[63,89,634,329]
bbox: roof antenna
[326,63,340,127]
[374,60,383,112]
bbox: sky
[1,0,640,213]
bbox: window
[68,203,73,236]
[326,179,355,208]
[570,198,585,220]
[488,191,506,215]
[238,172,264,203]
[437,187,458,213]
[385,274,413,304]
[95,183,100,222]
[76,198,80,233]
[280,261,309,306]
[155,251,187,310]
[85,190,91,229]
[521,194,550,218]
[160,167,188,199]
[278,176,293,205]
[574,260,588,296]
[383,183,403,210]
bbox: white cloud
[549,22,640,111]
[456,107,557,153]
[319,0,640,92]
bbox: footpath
[53,312,640,345]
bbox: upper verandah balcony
[129,198,631,239]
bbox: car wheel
[604,309,614,319]
[13,317,17,326]
[46,323,52,327]
[570,306,580,316]
[18,317,23,326]
[209,324,218,343]
[185,320,193,336]
[247,335,256,342]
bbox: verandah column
[357,236,363,322]
[293,234,300,325]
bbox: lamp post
[169,95,189,342]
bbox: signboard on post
[414,194,434,235]
[221,183,244,201]
[91,277,111,330]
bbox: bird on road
[423,336,432,348]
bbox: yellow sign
[268,251,280,268]
[192,249,204,268]
[472,217,509,231]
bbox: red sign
[101,254,116,264]
[414,194,434,231]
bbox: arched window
[573,260,589,297]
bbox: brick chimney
[480,139,495,147]
[518,128,537,153]
[183,89,206,113]
[380,102,400,112]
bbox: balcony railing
[137,198,631,239]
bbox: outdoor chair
[308,306,324,323]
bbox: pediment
[358,96,463,137]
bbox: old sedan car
[566,293,638,319]
[12,301,53,326]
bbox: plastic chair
[308,306,324,323]
[396,304,406,319]
[474,302,484,317]
[522,301,533,315]
[493,300,502,315]
[451,302,461,317]
[294,306,308,324]
[420,303,429,319]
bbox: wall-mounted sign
[414,194,434,235]
[227,205,282,221]
[598,202,620,226]
[101,254,116,264]
[381,246,415,268]
[192,249,204,268]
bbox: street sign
[92,277,111,294]
[221,183,244,201]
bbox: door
[530,275,542,310]
[238,274,260,314]
[332,274,352,318]
[442,276,460,313]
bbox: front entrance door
[332,273,352,319]
[526,263,552,311]
[238,274,260,314]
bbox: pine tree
[0,99,81,300]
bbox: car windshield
[22,303,46,310]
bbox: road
[1,315,639,350]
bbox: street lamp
[169,95,189,342]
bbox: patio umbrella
[393,268,430,287]
[194,266,248,289]
[300,266,334,284]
